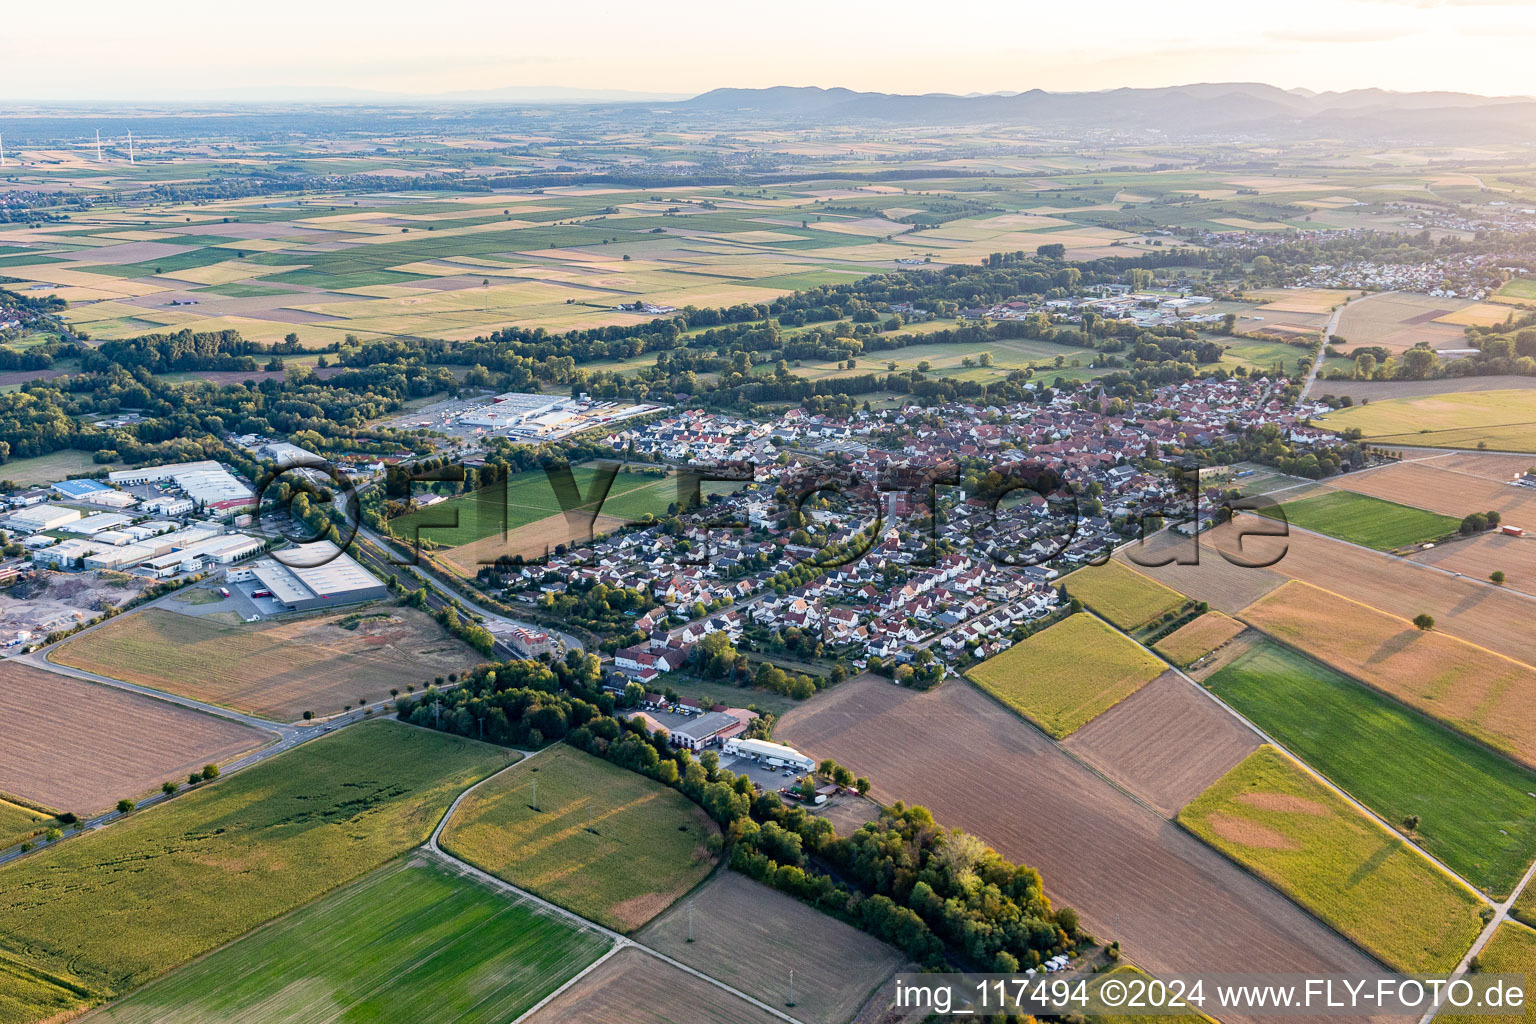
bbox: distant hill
[677,83,1536,142]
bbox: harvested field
[1180,746,1484,973]
[1241,580,1536,770]
[523,947,783,1024]
[1128,521,1536,669]
[441,512,627,575]
[1321,389,1536,452]
[1410,532,1536,595]
[1153,611,1248,667]
[965,613,1166,738]
[0,722,505,1018]
[1203,638,1536,897]
[776,674,1383,999]
[1335,292,1471,353]
[88,857,608,1024]
[1115,532,1285,613]
[1059,559,1186,631]
[52,605,482,722]
[1311,374,1536,404]
[440,744,718,932]
[1062,671,1259,817]
[0,660,271,814]
[1322,459,1536,520]
[639,871,903,1024]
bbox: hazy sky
[6,0,1534,100]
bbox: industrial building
[109,461,255,512]
[722,737,816,772]
[233,541,387,611]
[50,479,114,500]
[7,505,81,532]
[62,512,134,535]
[668,711,747,751]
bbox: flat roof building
[8,505,81,532]
[246,541,387,612]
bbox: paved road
[1300,299,1349,402]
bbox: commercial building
[668,710,746,751]
[722,737,816,772]
[50,479,114,500]
[62,512,134,535]
[8,505,81,532]
[235,541,387,612]
[109,461,255,512]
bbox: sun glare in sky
[5,0,1534,99]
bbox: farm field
[1241,580,1536,770]
[1062,671,1259,817]
[1256,490,1460,549]
[1126,520,1536,669]
[775,673,1383,995]
[1312,374,1536,404]
[523,947,784,1024]
[440,743,718,932]
[393,466,677,549]
[51,605,482,721]
[1321,389,1536,452]
[1321,458,1536,520]
[1438,923,1536,1024]
[1179,746,1484,972]
[639,871,903,1024]
[0,660,270,814]
[0,800,53,851]
[88,856,608,1024]
[0,449,123,486]
[439,512,629,574]
[1153,611,1247,667]
[966,612,1167,738]
[1202,638,1536,897]
[1059,558,1187,631]
[1411,532,1536,596]
[1334,291,1473,353]
[0,721,506,1018]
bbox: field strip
[426,746,810,1024]
[1421,855,1536,1024]
[511,945,625,1024]
[1099,539,1498,905]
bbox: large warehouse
[237,541,388,612]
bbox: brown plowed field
[524,948,782,1024]
[776,674,1384,1013]
[639,871,903,1024]
[1114,530,1286,613]
[52,605,482,722]
[1411,533,1536,596]
[1130,521,1536,669]
[0,660,271,813]
[1062,671,1260,817]
[1323,461,1536,520]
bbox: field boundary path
[425,750,811,1024]
[1419,854,1536,1024]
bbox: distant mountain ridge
[676,83,1536,141]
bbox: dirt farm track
[777,675,1384,1020]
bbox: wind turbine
[94,128,103,162]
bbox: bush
[116,799,134,814]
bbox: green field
[1499,278,1536,301]
[966,612,1167,738]
[1204,639,1536,896]
[90,857,608,1024]
[1256,489,1460,550]
[1320,389,1536,453]
[440,743,719,932]
[1061,559,1187,631]
[0,721,506,1019]
[1219,336,1314,375]
[393,466,678,547]
[1180,746,1484,972]
[0,800,52,850]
